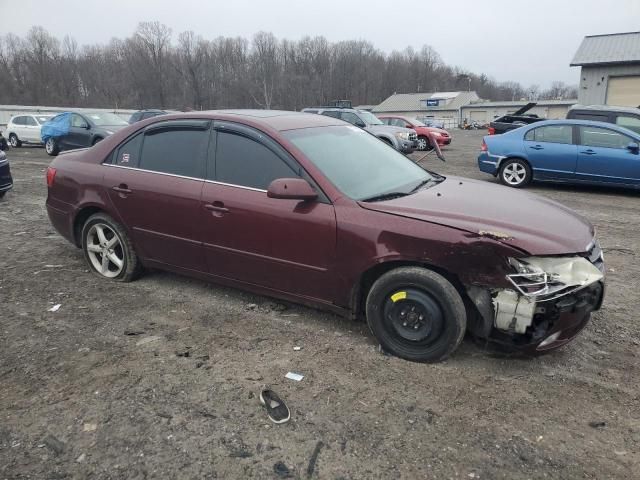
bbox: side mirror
[267,178,318,201]
[82,123,90,130]
[627,141,639,154]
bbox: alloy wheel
[86,223,125,278]
[502,162,527,185]
[10,135,18,147]
[417,137,428,151]
[45,139,54,154]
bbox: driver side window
[340,112,363,126]
[71,114,87,128]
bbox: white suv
[6,114,54,147]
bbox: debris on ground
[41,434,65,455]
[124,328,145,336]
[293,346,302,351]
[285,372,304,381]
[47,304,61,312]
[273,461,292,478]
[306,440,324,478]
[589,421,606,428]
[136,336,161,346]
[83,423,97,432]
[76,453,86,463]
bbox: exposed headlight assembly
[507,256,603,301]
[395,132,410,140]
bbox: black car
[566,105,640,134]
[44,112,129,156]
[489,102,544,135]
[0,150,13,199]
[128,109,168,124]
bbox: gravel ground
[1,130,639,479]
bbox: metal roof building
[571,32,640,107]
[372,91,479,129]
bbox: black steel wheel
[366,267,466,362]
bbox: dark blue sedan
[478,119,640,188]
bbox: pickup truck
[302,106,418,153]
[488,102,544,135]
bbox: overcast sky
[6,0,640,88]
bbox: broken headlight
[507,256,603,300]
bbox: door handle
[529,145,544,150]
[204,202,229,213]
[111,184,132,194]
[580,150,597,155]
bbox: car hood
[359,176,594,255]
[96,125,128,135]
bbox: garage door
[606,76,640,107]
[469,110,486,122]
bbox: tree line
[0,23,578,111]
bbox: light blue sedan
[478,119,640,188]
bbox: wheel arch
[72,205,105,247]
[377,134,395,147]
[350,259,466,320]
[497,155,531,173]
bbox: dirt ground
[1,130,639,479]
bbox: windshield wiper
[360,191,409,202]
[409,177,442,193]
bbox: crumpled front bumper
[489,281,604,353]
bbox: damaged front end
[467,242,605,352]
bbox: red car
[46,111,604,362]
[378,115,452,151]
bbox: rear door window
[12,116,25,126]
[139,126,210,178]
[214,131,298,190]
[615,115,640,135]
[579,126,632,149]
[524,125,573,144]
[113,134,143,167]
[25,116,38,126]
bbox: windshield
[411,118,426,126]
[358,111,383,125]
[85,112,129,126]
[284,125,433,200]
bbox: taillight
[481,140,488,152]
[46,167,57,187]
[488,127,496,135]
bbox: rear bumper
[477,152,500,175]
[46,199,77,246]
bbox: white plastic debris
[293,346,302,351]
[285,372,304,381]
[136,336,161,346]
[48,304,61,312]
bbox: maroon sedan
[46,111,605,362]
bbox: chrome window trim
[101,163,268,193]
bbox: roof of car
[175,109,346,131]
[505,119,640,137]
[569,104,640,114]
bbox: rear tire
[45,138,59,156]
[365,267,466,363]
[0,191,6,199]
[81,213,142,282]
[9,134,21,148]
[499,158,531,188]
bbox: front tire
[45,138,59,156]
[416,136,432,151]
[499,158,531,188]
[81,213,142,282]
[365,267,466,363]
[9,134,21,148]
